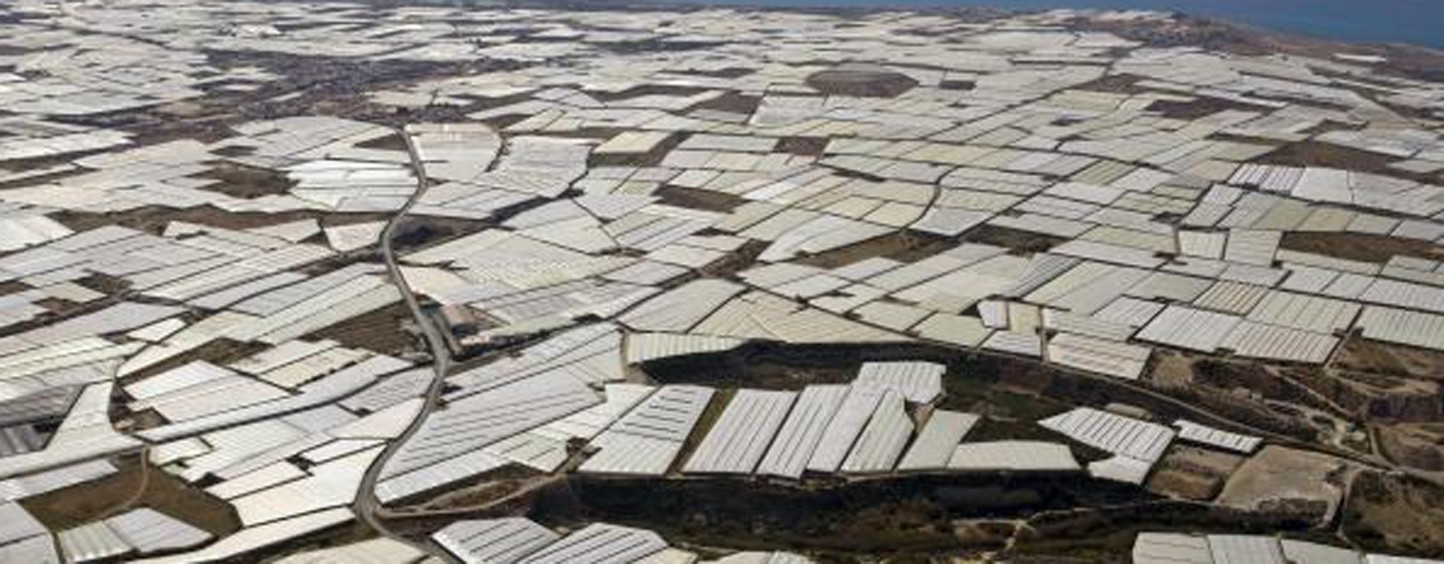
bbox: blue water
[655,0,1444,50]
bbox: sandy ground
[20,455,239,536]
[1147,445,1246,501]
[1147,352,1196,388]
[1216,445,1353,525]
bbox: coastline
[361,0,1444,82]
[363,0,1444,54]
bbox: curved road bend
[353,126,457,563]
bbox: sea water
[658,0,1444,50]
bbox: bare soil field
[777,136,829,157]
[1334,338,1444,381]
[1147,446,1246,501]
[1376,423,1444,472]
[963,225,1069,255]
[20,455,240,536]
[1258,140,1442,184]
[655,184,745,213]
[52,206,328,235]
[1149,96,1273,120]
[792,230,955,268]
[1147,352,1196,388]
[197,161,295,198]
[1343,471,1444,557]
[1215,445,1353,526]
[806,64,919,98]
[305,301,419,356]
[1280,231,1444,264]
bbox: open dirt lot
[1216,446,1354,526]
[20,455,240,536]
[1147,446,1246,501]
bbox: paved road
[351,126,457,562]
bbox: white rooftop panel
[620,279,744,332]
[947,441,1081,472]
[840,390,912,474]
[1135,305,1240,353]
[382,370,599,480]
[1039,407,1174,463]
[433,517,559,564]
[607,385,714,442]
[104,508,212,554]
[1219,321,1338,364]
[1366,556,1444,564]
[1224,229,1281,266]
[0,532,59,563]
[1132,532,1212,564]
[1280,539,1361,564]
[57,521,130,563]
[806,385,884,474]
[1208,534,1286,564]
[684,389,795,475]
[854,361,945,403]
[625,333,745,364]
[897,410,979,472]
[272,537,425,564]
[579,432,683,476]
[1047,332,1151,379]
[981,330,1042,357]
[374,450,509,504]
[756,385,848,480]
[1174,420,1263,454]
[0,501,47,546]
[124,507,354,564]
[1247,290,1360,333]
[517,523,668,564]
[912,313,993,347]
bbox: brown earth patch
[1376,423,1444,472]
[304,301,419,356]
[777,136,829,157]
[1147,446,1246,501]
[355,133,409,151]
[1343,471,1444,556]
[51,206,331,235]
[806,64,918,98]
[1073,73,1150,95]
[20,455,240,536]
[197,161,294,198]
[697,239,767,281]
[654,184,745,213]
[1335,337,1444,381]
[1148,352,1196,388]
[690,91,760,115]
[1279,231,1443,264]
[1256,140,1439,184]
[792,230,954,269]
[1148,96,1274,120]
